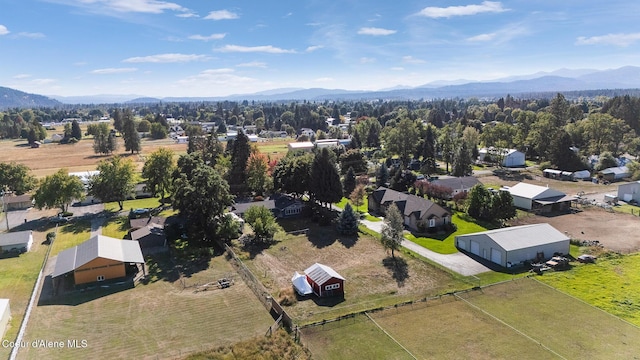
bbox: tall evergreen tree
[376,162,389,187]
[452,141,473,177]
[310,148,343,208]
[337,203,359,236]
[112,108,123,132]
[343,166,356,196]
[420,125,437,175]
[122,111,141,154]
[228,132,251,195]
[71,120,82,140]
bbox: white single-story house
[506,182,574,212]
[455,223,570,268]
[175,136,189,144]
[69,170,100,186]
[0,298,10,339]
[478,148,525,167]
[2,194,33,210]
[618,181,640,203]
[0,231,33,253]
[288,141,314,152]
[299,128,315,138]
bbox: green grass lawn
[405,213,489,254]
[0,231,47,359]
[334,195,381,222]
[612,202,640,216]
[302,315,413,360]
[104,197,162,212]
[538,252,640,326]
[101,216,130,239]
[19,254,274,360]
[50,220,92,256]
[461,278,640,359]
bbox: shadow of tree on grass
[382,256,409,287]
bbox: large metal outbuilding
[455,223,570,268]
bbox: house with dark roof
[0,230,33,253]
[129,216,166,231]
[130,225,166,252]
[2,194,33,211]
[51,235,144,286]
[304,263,344,298]
[429,176,481,198]
[369,187,451,233]
[231,194,304,218]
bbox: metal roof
[457,223,569,252]
[52,235,144,278]
[304,263,344,286]
[0,231,32,247]
[508,182,565,200]
[431,176,481,190]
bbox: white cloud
[306,45,324,52]
[188,33,226,41]
[357,27,396,36]
[391,67,405,71]
[360,57,376,63]
[0,25,9,35]
[417,1,507,18]
[204,10,239,20]
[17,32,45,39]
[123,53,209,63]
[236,61,267,68]
[315,77,334,82]
[576,33,640,47]
[467,33,496,42]
[176,12,198,18]
[402,56,426,64]
[216,45,296,54]
[87,0,187,14]
[13,74,31,79]
[91,67,138,74]
[178,68,254,86]
[31,78,57,85]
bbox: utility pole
[1,192,8,231]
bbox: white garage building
[455,223,570,268]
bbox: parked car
[49,216,69,224]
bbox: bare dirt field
[512,207,640,252]
[0,137,188,178]
[477,171,619,196]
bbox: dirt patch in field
[477,172,619,196]
[511,207,640,252]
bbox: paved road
[360,218,490,276]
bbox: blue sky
[2,0,640,97]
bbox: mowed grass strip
[301,315,413,360]
[406,213,489,254]
[370,299,557,360]
[538,253,640,326]
[0,231,47,359]
[18,255,274,360]
[460,278,640,359]
[50,221,92,256]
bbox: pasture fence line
[217,240,296,332]
[364,312,418,360]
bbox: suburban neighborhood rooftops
[2,194,32,204]
[130,225,164,242]
[458,223,569,251]
[372,187,449,219]
[430,176,481,190]
[129,216,166,230]
[52,235,144,278]
[304,263,344,286]
[0,231,32,247]
[288,141,314,149]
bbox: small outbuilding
[304,263,345,298]
[0,298,10,339]
[288,141,314,152]
[2,194,33,211]
[0,231,33,253]
[618,181,640,203]
[52,235,144,286]
[598,166,629,182]
[455,223,570,268]
[507,182,574,212]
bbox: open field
[236,219,469,324]
[0,137,188,178]
[477,170,619,196]
[538,252,640,326]
[0,229,47,360]
[512,207,640,252]
[303,278,640,359]
[17,254,274,360]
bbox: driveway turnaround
[360,219,490,276]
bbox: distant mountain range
[3,66,640,108]
[0,86,61,108]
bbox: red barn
[304,263,345,298]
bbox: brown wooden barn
[52,235,144,286]
[304,263,345,298]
